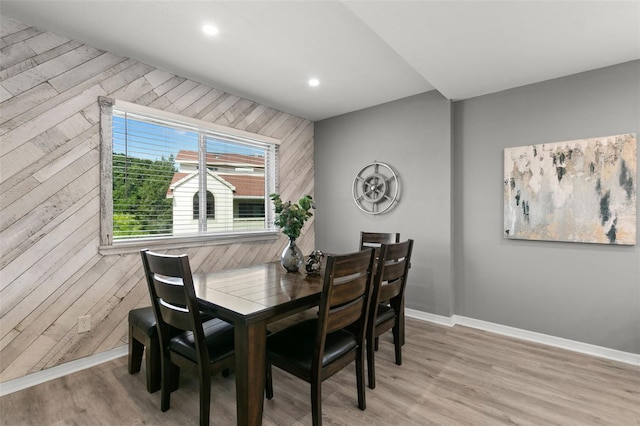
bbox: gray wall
[316,61,639,354]
[315,91,454,316]
[454,61,640,354]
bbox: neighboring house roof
[167,170,237,197]
[167,171,264,198]
[218,174,265,197]
[169,150,265,198]
[167,172,190,197]
[175,150,265,167]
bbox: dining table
[193,261,325,426]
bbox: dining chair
[140,249,235,426]
[359,231,403,343]
[265,248,375,426]
[365,239,413,390]
[359,231,400,250]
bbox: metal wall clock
[352,161,400,215]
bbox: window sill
[99,231,280,256]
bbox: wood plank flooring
[1,317,638,425]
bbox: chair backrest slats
[326,297,365,334]
[158,302,192,331]
[371,240,413,318]
[314,248,375,368]
[383,241,410,262]
[359,232,400,250]
[381,259,407,282]
[141,249,209,366]
[379,260,408,300]
[145,253,186,279]
[330,275,369,307]
[153,276,187,307]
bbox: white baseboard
[405,308,640,367]
[2,311,638,397]
[0,345,128,397]
[405,308,455,327]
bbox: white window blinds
[111,106,278,242]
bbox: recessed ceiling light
[202,24,219,36]
[308,78,320,87]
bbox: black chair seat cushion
[170,318,234,364]
[374,304,395,326]
[267,319,357,372]
[129,307,157,338]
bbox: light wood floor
[1,317,639,425]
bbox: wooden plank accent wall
[0,16,315,382]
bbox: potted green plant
[270,193,314,271]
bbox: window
[237,201,266,218]
[194,191,215,219]
[99,97,279,250]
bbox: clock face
[352,162,400,215]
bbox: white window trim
[98,96,280,255]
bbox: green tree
[112,153,175,238]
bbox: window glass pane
[193,191,215,220]
[204,135,267,232]
[237,201,266,218]
[111,108,273,242]
[112,114,197,239]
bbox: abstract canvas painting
[504,133,636,245]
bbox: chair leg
[160,357,176,412]
[170,365,181,392]
[146,337,161,393]
[392,297,405,347]
[128,325,144,374]
[198,371,211,426]
[265,363,274,400]
[310,379,322,426]
[356,347,366,410]
[374,336,379,351]
[392,323,402,366]
[366,336,376,389]
[399,308,406,346]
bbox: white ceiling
[2,1,639,121]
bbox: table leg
[234,320,267,426]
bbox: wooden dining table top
[192,260,325,324]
